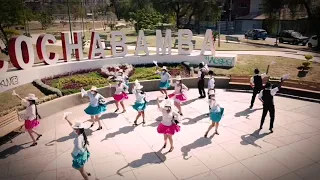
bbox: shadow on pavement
[117,150,168,176]
[181,137,212,160]
[101,125,136,141]
[182,114,208,125]
[101,112,119,120]
[183,98,198,105]
[234,108,262,118]
[0,142,33,159]
[45,128,93,146]
[240,129,271,148]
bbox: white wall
[0,53,237,93]
[250,0,263,13]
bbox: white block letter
[156,29,172,55]
[111,31,127,57]
[9,35,35,70]
[135,30,149,56]
[36,34,59,65]
[61,32,83,61]
[178,29,193,55]
[201,29,215,55]
[88,31,105,59]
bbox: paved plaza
[0,89,320,180]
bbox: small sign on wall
[204,55,236,67]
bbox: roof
[236,8,308,21]
[236,12,266,20]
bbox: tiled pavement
[0,89,319,180]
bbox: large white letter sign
[156,29,172,55]
[0,39,8,74]
[178,29,193,55]
[110,31,127,57]
[36,34,59,65]
[88,31,105,59]
[9,35,35,70]
[135,30,149,56]
[200,29,215,55]
[61,32,83,61]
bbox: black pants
[198,79,205,97]
[260,105,275,130]
[250,87,261,107]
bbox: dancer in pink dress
[156,98,181,152]
[12,92,42,146]
[168,75,189,116]
[113,76,129,113]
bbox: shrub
[304,55,313,61]
[33,79,63,97]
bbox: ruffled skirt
[24,119,40,130]
[72,150,90,169]
[159,81,171,89]
[210,108,224,123]
[157,123,180,135]
[168,93,187,103]
[132,101,147,111]
[113,92,128,102]
[84,104,107,116]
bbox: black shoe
[169,146,174,152]
[215,131,219,135]
[269,129,273,133]
[142,121,146,125]
[259,126,263,130]
[249,105,253,109]
[90,123,94,128]
[114,108,119,112]
[36,134,42,141]
[165,96,168,99]
[87,172,91,176]
[30,142,37,147]
[96,126,102,131]
[204,132,208,138]
[133,120,138,126]
[162,143,167,149]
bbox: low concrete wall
[24,77,230,118]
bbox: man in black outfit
[258,79,283,133]
[250,69,266,109]
[197,63,206,98]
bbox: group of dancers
[12,63,286,180]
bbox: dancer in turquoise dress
[156,66,172,99]
[64,113,91,180]
[204,90,224,137]
[132,80,147,125]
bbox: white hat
[90,86,98,91]
[164,99,172,107]
[118,69,123,73]
[162,66,167,71]
[176,75,182,81]
[134,79,143,89]
[208,90,215,96]
[115,76,123,81]
[25,94,38,100]
[72,121,85,129]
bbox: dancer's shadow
[101,112,119,120]
[0,142,32,159]
[183,98,198,105]
[46,128,93,146]
[146,99,158,106]
[182,114,208,125]
[101,125,135,141]
[117,150,167,176]
[235,108,262,119]
[240,129,271,148]
[181,137,212,160]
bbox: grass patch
[44,70,110,95]
[0,83,46,113]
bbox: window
[312,36,318,40]
[239,3,248,8]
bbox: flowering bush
[101,63,134,78]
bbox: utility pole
[81,0,85,38]
[228,0,232,34]
[67,0,74,56]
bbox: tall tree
[0,0,24,46]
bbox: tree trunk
[0,25,9,46]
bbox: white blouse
[132,89,146,103]
[158,107,179,126]
[173,83,188,94]
[85,92,102,107]
[157,71,171,82]
[23,103,36,120]
[209,101,221,112]
[72,134,87,157]
[208,77,215,89]
[114,83,128,95]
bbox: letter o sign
[9,36,35,70]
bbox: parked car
[307,35,318,48]
[278,30,309,45]
[244,29,267,40]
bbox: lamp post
[218,6,226,48]
[67,0,74,56]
